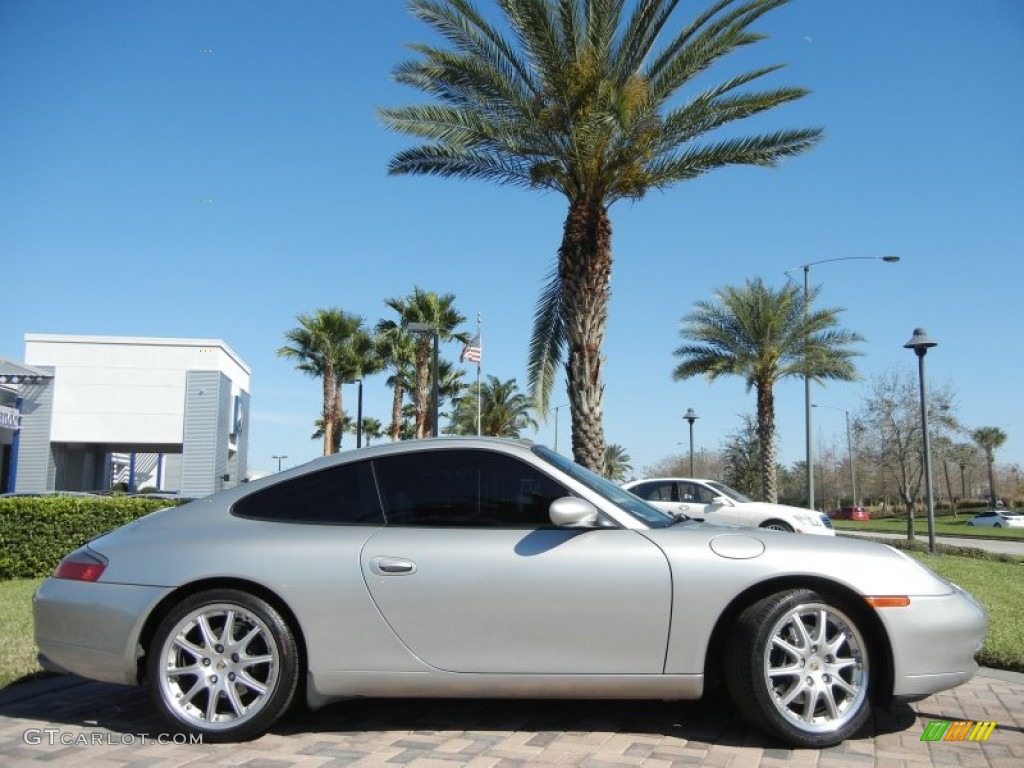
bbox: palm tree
[359,417,385,446]
[382,0,821,472]
[278,309,366,455]
[603,443,633,482]
[672,278,861,502]
[448,375,538,437]
[375,325,417,441]
[379,288,469,438]
[972,426,1007,507]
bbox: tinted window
[374,449,568,527]
[633,481,676,502]
[679,482,715,504]
[233,461,383,524]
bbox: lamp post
[813,403,857,507]
[684,408,699,477]
[904,327,938,554]
[272,455,287,472]
[347,379,364,448]
[551,403,569,453]
[785,255,899,510]
[407,322,440,437]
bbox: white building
[0,334,250,496]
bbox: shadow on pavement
[1,674,921,750]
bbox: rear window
[232,461,384,525]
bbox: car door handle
[370,557,417,575]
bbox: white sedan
[622,478,835,535]
[966,510,1024,528]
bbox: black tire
[147,589,300,742]
[760,520,794,532]
[724,589,872,747]
[994,523,1002,528]
[967,521,974,527]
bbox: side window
[232,461,383,524]
[633,481,675,502]
[373,449,570,527]
[692,484,716,504]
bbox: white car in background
[966,510,1024,528]
[623,478,835,536]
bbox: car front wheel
[760,520,794,532]
[147,589,300,742]
[725,589,871,747]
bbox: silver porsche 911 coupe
[34,438,986,746]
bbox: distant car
[830,506,870,522]
[622,478,834,535]
[966,510,1024,528]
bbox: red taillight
[54,552,107,582]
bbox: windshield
[705,481,753,504]
[533,445,674,528]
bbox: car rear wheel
[148,589,300,742]
[760,520,794,532]
[725,589,871,747]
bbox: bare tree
[857,370,959,540]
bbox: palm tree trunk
[390,383,404,441]
[755,381,778,503]
[560,200,611,474]
[321,363,335,456]
[415,345,430,439]
[332,384,343,453]
[986,449,997,506]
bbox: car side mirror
[549,497,602,528]
[711,495,729,507]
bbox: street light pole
[684,408,699,477]
[272,455,287,472]
[551,403,569,453]
[785,255,899,511]
[351,379,364,448]
[905,328,938,554]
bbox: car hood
[642,524,953,597]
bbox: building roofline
[24,334,251,374]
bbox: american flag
[460,335,481,364]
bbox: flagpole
[476,311,482,436]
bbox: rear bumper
[879,586,987,698]
[33,578,172,686]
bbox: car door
[361,448,672,674]
[679,481,739,525]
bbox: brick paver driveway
[1,669,1021,767]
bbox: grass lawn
[833,516,1024,539]
[0,578,44,688]
[2,552,1021,689]
[906,552,1024,672]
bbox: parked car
[966,509,1024,528]
[35,438,985,747]
[622,477,835,535]
[830,506,870,522]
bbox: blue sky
[2,0,1022,479]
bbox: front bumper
[34,578,173,686]
[879,585,987,698]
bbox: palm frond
[527,260,566,417]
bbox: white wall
[24,335,250,445]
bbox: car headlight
[793,514,822,527]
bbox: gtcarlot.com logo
[921,720,997,742]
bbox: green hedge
[0,497,183,580]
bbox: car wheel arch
[701,575,894,705]
[135,577,309,689]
